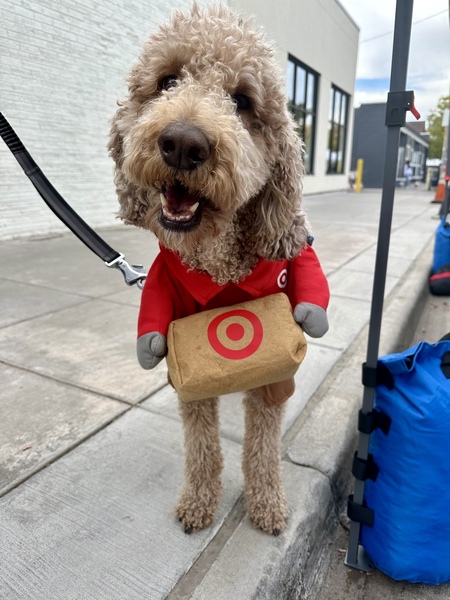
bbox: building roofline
[334,0,360,31]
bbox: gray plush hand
[294,302,329,338]
[136,332,167,369]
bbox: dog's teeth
[160,193,168,207]
[162,205,193,222]
[162,206,173,219]
[188,202,199,214]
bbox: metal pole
[346,0,415,570]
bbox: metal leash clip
[0,112,148,291]
[105,254,147,289]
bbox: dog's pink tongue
[166,184,201,211]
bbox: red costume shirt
[138,244,329,339]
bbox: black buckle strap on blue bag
[362,362,395,390]
[347,495,374,528]
[361,362,378,388]
[0,112,147,289]
[441,352,450,379]
[438,334,450,378]
[358,409,391,436]
[359,363,392,436]
[352,452,379,483]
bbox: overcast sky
[338,0,449,122]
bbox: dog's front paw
[245,487,289,536]
[175,482,222,534]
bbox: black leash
[0,112,146,288]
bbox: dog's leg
[176,397,223,533]
[242,389,288,535]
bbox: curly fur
[110,2,308,533]
[110,2,308,277]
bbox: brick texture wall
[0,0,209,239]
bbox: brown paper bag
[166,293,307,402]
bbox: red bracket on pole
[385,90,421,126]
[408,93,421,120]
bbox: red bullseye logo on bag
[166,294,307,402]
[207,309,264,360]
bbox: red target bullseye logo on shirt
[207,309,264,360]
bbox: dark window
[326,85,349,174]
[286,54,319,174]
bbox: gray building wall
[351,103,429,188]
[351,104,388,188]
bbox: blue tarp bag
[432,216,450,273]
[361,337,450,584]
[430,215,450,296]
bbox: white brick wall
[0,0,210,239]
[1,0,357,239]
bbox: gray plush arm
[294,302,329,338]
[136,332,167,370]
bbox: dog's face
[110,3,308,261]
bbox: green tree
[427,95,449,159]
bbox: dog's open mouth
[158,181,203,232]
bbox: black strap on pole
[345,0,418,571]
[0,112,146,287]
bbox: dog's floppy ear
[250,124,309,261]
[109,105,149,227]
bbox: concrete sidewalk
[0,185,441,599]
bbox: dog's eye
[160,75,178,91]
[232,93,252,110]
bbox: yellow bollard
[355,158,364,193]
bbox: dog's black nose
[158,123,210,170]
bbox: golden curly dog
[109,2,329,535]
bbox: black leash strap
[0,112,146,288]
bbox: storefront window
[326,85,349,174]
[286,54,319,174]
